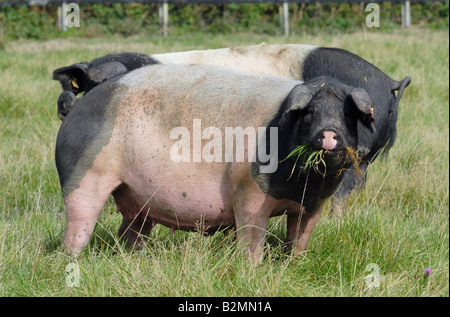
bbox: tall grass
[0,28,448,297]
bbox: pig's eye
[344,109,357,129]
[302,108,314,124]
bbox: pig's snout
[314,127,342,151]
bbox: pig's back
[116,64,300,130]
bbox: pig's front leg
[285,199,325,255]
[232,187,275,263]
[234,210,270,263]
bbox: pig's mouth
[322,147,343,156]
[321,147,347,162]
[280,143,329,179]
[280,143,360,181]
[319,147,347,172]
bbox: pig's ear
[284,84,314,114]
[53,63,89,95]
[349,88,376,133]
[86,62,128,85]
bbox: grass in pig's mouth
[337,146,361,178]
[280,144,326,180]
[280,144,361,180]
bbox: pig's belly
[116,163,235,231]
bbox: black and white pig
[53,52,159,120]
[56,64,375,261]
[53,44,410,212]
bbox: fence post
[159,0,169,36]
[401,1,411,28]
[282,1,289,36]
[57,1,68,31]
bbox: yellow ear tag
[371,107,374,114]
[72,78,79,89]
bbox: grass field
[0,28,448,297]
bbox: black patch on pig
[252,77,361,213]
[53,52,160,95]
[182,192,187,198]
[302,47,398,159]
[301,47,410,201]
[57,91,77,120]
[55,75,125,196]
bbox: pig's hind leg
[113,184,154,249]
[118,217,154,249]
[63,170,121,255]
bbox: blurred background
[0,0,448,43]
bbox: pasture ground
[0,28,448,297]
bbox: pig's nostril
[321,130,339,151]
[323,131,338,139]
[314,128,342,151]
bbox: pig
[56,64,375,261]
[52,44,410,212]
[53,52,159,95]
[53,52,159,120]
[155,45,410,213]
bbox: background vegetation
[0,1,449,41]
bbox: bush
[0,2,448,40]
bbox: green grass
[280,144,326,179]
[0,28,448,297]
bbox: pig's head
[253,76,375,209]
[53,52,159,96]
[278,76,375,175]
